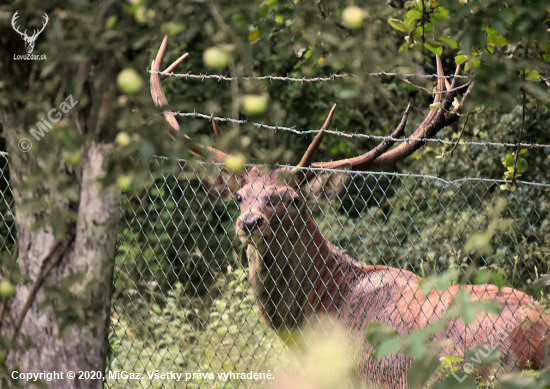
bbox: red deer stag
[150,37,550,388]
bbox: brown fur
[212,167,550,389]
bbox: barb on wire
[163,110,550,150]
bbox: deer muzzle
[236,213,270,244]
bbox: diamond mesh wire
[92,158,548,387]
[0,155,16,257]
[0,152,546,387]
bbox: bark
[2,115,121,389]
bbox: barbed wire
[149,69,549,83]
[148,69,471,81]
[164,110,550,150]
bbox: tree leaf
[418,270,460,297]
[433,6,450,20]
[407,353,441,389]
[465,344,501,366]
[441,356,464,364]
[486,27,508,47]
[406,9,422,21]
[438,35,457,49]
[503,154,514,168]
[388,18,408,32]
[526,70,539,80]
[517,158,528,173]
[455,54,468,65]
[424,42,443,56]
[465,232,491,255]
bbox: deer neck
[246,212,357,331]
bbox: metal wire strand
[163,111,550,150]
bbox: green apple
[117,175,133,191]
[117,68,143,94]
[242,95,268,115]
[224,154,246,172]
[69,152,81,166]
[203,47,229,68]
[342,6,365,29]
[116,132,131,147]
[0,279,16,299]
[135,7,147,24]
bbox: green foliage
[108,267,284,388]
[501,149,529,191]
[1,0,550,387]
[464,198,511,255]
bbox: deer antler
[11,11,27,38]
[11,11,49,39]
[150,36,228,163]
[30,13,48,39]
[152,38,472,171]
[294,56,472,171]
[295,104,338,168]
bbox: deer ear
[201,166,245,201]
[299,164,351,202]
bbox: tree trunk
[2,117,121,388]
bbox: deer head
[11,11,49,54]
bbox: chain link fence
[0,153,548,388]
[0,155,16,257]
[105,157,549,389]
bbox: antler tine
[295,104,337,169]
[310,56,470,171]
[31,12,48,38]
[212,120,222,135]
[435,56,446,97]
[450,64,461,90]
[312,104,411,170]
[150,37,175,126]
[417,55,445,127]
[150,36,228,163]
[161,52,189,79]
[11,11,24,37]
[362,56,467,169]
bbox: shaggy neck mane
[247,212,366,331]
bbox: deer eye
[236,194,243,203]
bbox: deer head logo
[11,11,49,54]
